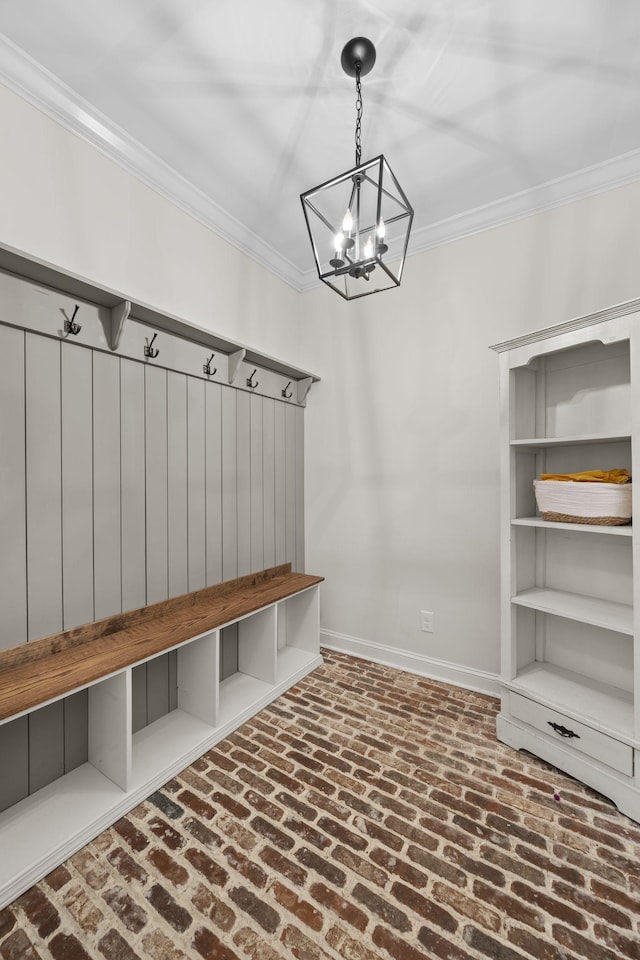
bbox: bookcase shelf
[492,305,640,822]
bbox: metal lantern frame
[300,37,413,301]
[301,153,413,300]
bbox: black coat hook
[64,304,81,336]
[144,333,159,359]
[246,368,259,390]
[203,353,217,376]
[282,381,293,399]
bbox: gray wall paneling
[145,365,169,604]
[0,326,27,650]
[0,717,29,812]
[120,359,146,614]
[187,378,206,592]
[285,404,297,569]
[147,654,170,726]
[167,372,188,599]
[205,382,223,586]
[93,352,122,620]
[132,665,148,734]
[29,701,64,794]
[222,387,238,581]
[25,333,62,642]
[250,394,264,574]
[64,690,89,773]
[1,314,309,809]
[220,624,239,681]
[236,390,251,577]
[168,650,178,713]
[141,364,169,730]
[61,343,94,630]
[274,400,286,565]
[122,359,149,735]
[295,406,305,573]
[262,399,276,569]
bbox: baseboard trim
[320,630,500,697]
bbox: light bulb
[334,232,344,253]
[364,236,373,259]
[376,217,388,255]
[342,209,353,235]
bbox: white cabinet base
[497,712,640,823]
[0,648,322,910]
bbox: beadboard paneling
[0,326,27,651]
[61,343,94,630]
[0,324,306,813]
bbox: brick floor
[2,649,640,960]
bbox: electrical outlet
[420,610,434,633]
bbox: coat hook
[203,353,217,376]
[144,333,159,359]
[282,381,293,399]
[64,304,81,336]
[246,368,259,390]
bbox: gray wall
[0,321,305,811]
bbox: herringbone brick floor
[1,650,639,960]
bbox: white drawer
[508,692,633,777]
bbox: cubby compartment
[0,689,89,814]
[217,606,278,728]
[512,439,632,523]
[131,631,218,790]
[0,671,131,898]
[132,650,178,733]
[510,604,634,726]
[512,525,633,608]
[511,339,631,442]
[276,586,321,684]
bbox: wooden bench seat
[0,563,323,723]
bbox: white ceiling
[1,0,639,290]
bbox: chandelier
[301,37,413,301]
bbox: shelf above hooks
[0,241,321,402]
[107,300,131,351]
[228,349,246,385]
[297,377,313,404]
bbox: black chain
[355,61,362,167]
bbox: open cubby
[0,571,323,908]
[510,339,631,442]
[276,586,320,684]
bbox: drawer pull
[548,721,580,740]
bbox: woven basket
[533,479,632,525]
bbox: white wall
[0,84,301,364]
[301,180,640,680]
[3,81,640,686]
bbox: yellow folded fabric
[539,469,631,484]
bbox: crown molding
[0,33,305,291]
[406,149,640,258]
[2,32,640,297]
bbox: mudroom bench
[0,563,323,908]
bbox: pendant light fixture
[301,37,413,300]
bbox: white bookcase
[491,301,640,821]
[0,583,322,909]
